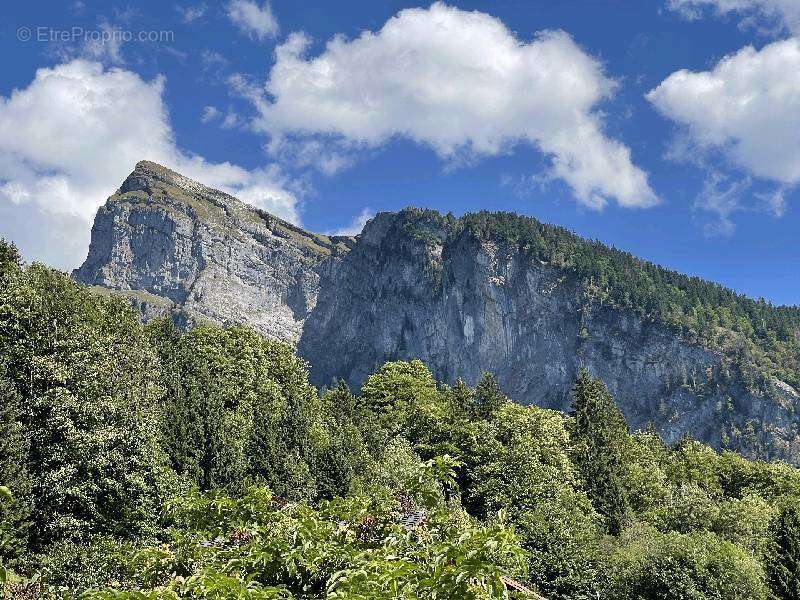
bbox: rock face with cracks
[75,161,800,463]
[74,160,353,343]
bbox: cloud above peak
[0,59,298,269]
[246,2,658,210]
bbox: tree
[314,381,371,499]
[359,360,443,436]
[766,503,800,600]
[568,369,631,535]
[475,372,508,419]
[448,378,479,420]
[0,371,31,563]
[611,528,768,600]
[0,263,168,550]
[360,360,438,413]
[0,239,21,279]
[156,326,321,497]
[515,491,604,599]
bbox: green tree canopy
[0,263,168,551]
[569,369,632,534]
[154,324,322,498]
[766,503,800,600]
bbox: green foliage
[312,381,372,500]
[81,488,524,599]
[513,489,603,599]
[154,324,322,498]
[32,535,138,592]
[358,359,443,436]
[474,373,508,419]
[0,371,32,564]
[610,526,768,600]
[569,370,632,534]
[0,261,169,552]
[0,239,20,281]
[766,503,800,600]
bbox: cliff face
[74,160,351,343]
[75,161,800,462]
[300,211,798,459]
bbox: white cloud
[666,0,800,34]
[0,60,299,269]
[694,172,751,236]
[221,110,241,129]
[266,136,356,176]
[647,38,800,185]
[227,0,278,41]
[51,17,127,65]
[756,187,788,216]
[325,207,374,236]
[177,3,207,24]
[201,105,221,122]
[244,2,657,210]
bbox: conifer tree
[450,378,479,420]
[0,239,21,278]
[767,504,800,600]
[569,369,631,534]
[475,372,507,419]
[158,326,320,496]
[0,372,31,563]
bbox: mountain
[74,160,354,342]
[74,160,800,462]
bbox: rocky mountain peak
[74,160,351,342]
[120,160,178,193]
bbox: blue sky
[0,0,798,304]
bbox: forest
[3,237,800,599]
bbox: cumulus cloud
[227,0,279,41]
[0,60,299,269]
[647,38,800,185]
[244,2,657,210]
[666,0,800,34]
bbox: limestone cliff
[74,160,352,342]
[74,161,800,462]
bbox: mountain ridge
[74,160,800,462]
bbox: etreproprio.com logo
[17,26,174,44]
